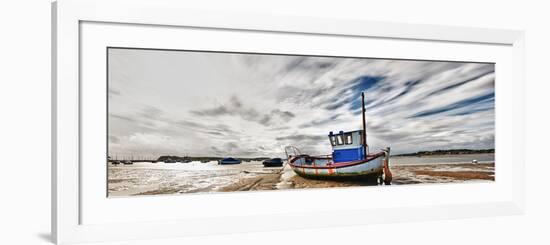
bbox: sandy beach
[217,162,494,192]
[108,154,495,197]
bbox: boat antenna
[361,92,368,158]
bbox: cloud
[108,88,121,96]
[411,92,494,118]
[109,135,120,144]
[258,109,296,126]
[191,95,295,127]
[191,95,258,118]
[108,48,495,157]
[138,105,163,119]
[110,113,133,122]
[275,134,326,142]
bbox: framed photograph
[52,0,525,244]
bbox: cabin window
[330,136,336,146]
[345,133,353,145]
[336,134,344,145]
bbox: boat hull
[218,160,242,165]
[263,162,283,167]
[288,152,386,180]
[263,160,283,167]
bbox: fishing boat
[285,92,392,184]
[218,157,242,165]
[262,158,283,167]
[121,160,133,165]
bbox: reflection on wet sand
[108,159,494,196]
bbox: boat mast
[361,92,368,158]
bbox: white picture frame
[52,0,525,244]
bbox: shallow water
[108,161,279,196]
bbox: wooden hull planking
[289,153,385,179]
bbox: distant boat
[218,157,242,165]
[121,160,133,165]
[111,160,120,165]
[164,159,176,163]
[284,92,392,184]
[262,158,283,167]
[181,159,192,163]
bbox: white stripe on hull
[291,155,384,177]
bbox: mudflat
[107,161,494,196]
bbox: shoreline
[110,151,494,164]
[393,151,494,157]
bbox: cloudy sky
[108,48,495,158]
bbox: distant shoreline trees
[394,149,495,157]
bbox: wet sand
[214,162,494,192]
[218,171,283,192]
[390,162,494,185]
[122,163,495,195]
[108,163,495,196]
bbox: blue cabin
[328,130,366,163]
